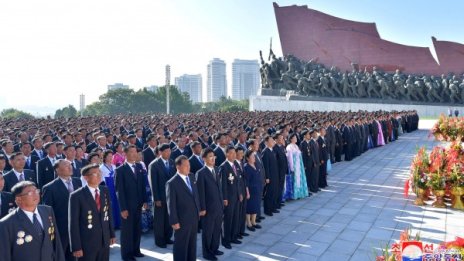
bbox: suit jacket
[309,139,321,166]
[0,205,65,261]
[219,161,240,203]
[30,150,44,171]
[261,147,279,181]
[213,147,226,167]
[189,155,204,176]
[24,155,35,172]
[148,158,175,203]
[0,192,15,219]
[142,147,157,168]
[317,136,329,162]
[115,163,148,211]
[166,174,200,226]
[170,148,188,161]
[86,142,97,154]
[274,144,288,176]
[69,186,115,254]
[37,157,56,189]
[300,139,311,170]
[70,160,83,178]
[135,138,144,150]
[195,166,223,215]
[3,169,37,192]
[42,177,82,251]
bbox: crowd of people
[0,110,419,261]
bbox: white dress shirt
[22,208,43,228]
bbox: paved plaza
[109,120,464,261]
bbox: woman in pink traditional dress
[112,142,125,167]
[376,119,385,146]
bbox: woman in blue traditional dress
[137,150,153,233]
[99,150,121,229]
[285,134,309,200]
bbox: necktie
[95,189,101,211]
[198,156,204,166]
[131,164,137,178]
[39,151,43,159]
[33,213,43,237]
[66,179,73,193]
[232,164,237,174]
[19,173,25,181]
[165,161,169,172]
[211,168,216,181]
[186,176,192,192]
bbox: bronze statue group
[0,109,419,261]
[260,50,464,104]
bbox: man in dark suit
[115,145,148,261]
[213,133,227,167]
[219,146,242,249]
[195,148,223,260]
[135,129,145,150]
[148,143,175,248]
[1,140,14,172]
[0,174,15,218]
[166,155,201,261]
[30,137,45,170]
[63,145,82,178]
[170,137,188,161]
[69,164,116,261]
[142,134,158,167]
[0,181,65,261]
[3,152,37,192]
[261,136,280,216]
[42,159,82,261]
[37,142,58,189]
[273,133,288,209]
[309,129,321,193]
[20,142,35,171]
[317,128,329,189]
[189,141,204,175]
[300,130,312,191]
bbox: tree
[55,105,78,118]
[81,86,195,115]
[0,108,34,119]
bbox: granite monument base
[249,95,463,117]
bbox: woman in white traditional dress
[284,134,309,200]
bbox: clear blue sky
[0,0,462,115]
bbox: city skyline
[1,0,463,115]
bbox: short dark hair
[201,147,214,159]
[81,163,100,176]
[245,150,254,161]
[124,144,137,153]
[87,152,100,162]
[63,144,75,151]
[190,141,201,150]
[225,145,235,154]
[0,154,5,161]
[175,155,189,166]
[103,150,113,161]
[10,152,24,161]
[20,142,32,149]
[11,181,36,198]
[146,134,156,142]
[158,143,170,152]
[235,145,245,152]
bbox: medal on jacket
[16,231,25,245]
[49,216,55,241]
[228,173,234,184]
[87,210,93,229]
